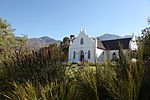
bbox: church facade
[68,28,137,63]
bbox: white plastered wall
[69,32,96,63]
[102,49,129,61]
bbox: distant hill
[27,36,61,50]
[97,33,132,41]
[97,33,121,40]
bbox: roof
[97,38,106,50]
[101,38,132,50]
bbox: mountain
[27,36,61,50]
[97,33,132,41]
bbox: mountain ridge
[27,36,61,50]
[97,33,132,41]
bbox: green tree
[0,17,27,62]
[59,37,70,61]
[60,37,70,51]
[142,27,150,60]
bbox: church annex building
[68,28,137,63]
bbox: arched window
[112,52,117,61]
[73,51,76,59]
[80,38,84,45]
[88,50,90,59]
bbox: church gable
[69,29,95,49]
[69,28,97,63]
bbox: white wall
[102,49,129,61]
[69,32,96,63]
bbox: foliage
[1,55,144,100]
[0,17,27,63]
[0,36,146,100]
[59,37,70,61]
[1,79,76,100]
[1,48,65,85]
[138,27,150,100]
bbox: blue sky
[0,0,150,40]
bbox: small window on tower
[73,51,76,59]
[80,38,84,45]
[88,50,90,59]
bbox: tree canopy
[0,17,27,61]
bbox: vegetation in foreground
[0,18,150,100]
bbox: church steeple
[80,28,83,33]
[80,27,86,34]
[84,27,86,33]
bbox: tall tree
[0,17,27,61]
[60,37,69,51]
[59,36,71,61]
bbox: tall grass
[0,40,147,100]
[71,59,144,100]
[2,79,76,100]
[1,48,65,84]
[0,47,66,99]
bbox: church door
[80,50,84,61]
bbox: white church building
[68,28,137,63]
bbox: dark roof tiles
[101,38,132,50]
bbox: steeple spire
[84,26,86,33]
[80,27,86,34]
[80,28,83,33]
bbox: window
[88,50,90,59]
[80,38,84,45]
[73,51,76,59]
[80,50,84,61]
